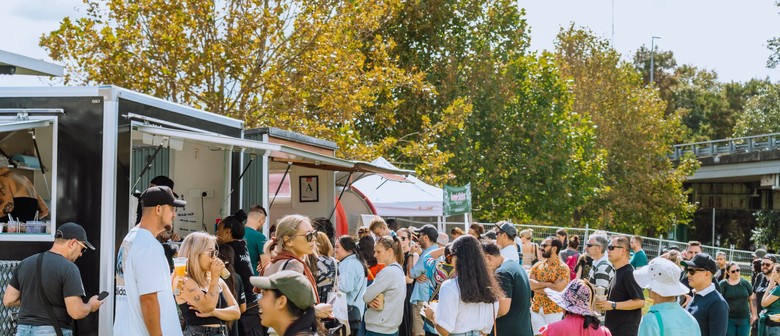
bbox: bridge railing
[670,132,780,160]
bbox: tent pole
[270,163,292,208]
[329,172,353,221]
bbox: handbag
[329,258,349,323]
[37,253,64,336]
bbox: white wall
[170,141,228,236]
[269,165,334,226]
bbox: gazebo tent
[350,157,443,218]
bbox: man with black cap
[2,222,104,335]
[684,253,729,336]
[409,224,439,336]
[751,254,776,336]
[114,185,186,336]
[495,221,520,263]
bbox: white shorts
[530,307,563,335]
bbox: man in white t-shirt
[495,221,520,262]
[114,186,186,336]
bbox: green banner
[443,183,472,216]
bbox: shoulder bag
[37,252,65,336]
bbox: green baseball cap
[250,270,315,310]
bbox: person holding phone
[3,222,104,336]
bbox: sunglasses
[686,268,707,275]
[586,243,599,248]
[295,230,318,242]
[607,245,624,251]
[400,236,408,241]
[75,240,88,253]
[730,269,741,274]
[764,263,774,267]
[201,249,219,258]
[540,243,549,248]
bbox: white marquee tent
[350,157,444,218]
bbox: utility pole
[650,36,661,84]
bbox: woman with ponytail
[335,235,368,335]
[217,210,262,336]
[261,215,333,319]
[363,235,406,336]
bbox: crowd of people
[5,181,780,336]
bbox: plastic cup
[173,257,188,277]
[220,268,231,279]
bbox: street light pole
[650,36,661,84]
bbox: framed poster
[299,176,319,202]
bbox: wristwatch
[611,301,617,310]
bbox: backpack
[566,253,579,280]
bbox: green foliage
[371,1,604,223]
[40,0,462,180]
[733,83,780,137]
[752,210,780,251]
[555,26,697,234]
[634,46,771,141]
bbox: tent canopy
[351,157,443,217]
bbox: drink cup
[220,267,231,279]
[173,257,188,277]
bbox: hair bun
[234,209,247,222]
[572,235,580,242]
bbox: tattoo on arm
[193,295,201,302]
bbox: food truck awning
[134,124,280,155]
[134,124,414,182]
[0,50,64,77]
[0,119,52,133]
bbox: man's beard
[543,250,553,259]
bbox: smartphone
[98,291,109,301]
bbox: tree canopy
[555,26,698,234]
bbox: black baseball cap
[482,230,497,240]
[495,221,517,238]
[682,253,717,274]
[56,222,95,250]
[141,186,186,208]
[413,224,438,241]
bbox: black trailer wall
[0,96,105,335]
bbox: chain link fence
[0,260,19,335]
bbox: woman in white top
[363,235,407,336]
[424,235,503,336]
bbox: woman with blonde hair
[364,235,406,336]
[261,215,332,318]
[519,229,542,268]
[175,232,241,335]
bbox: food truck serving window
[0,116,57,241]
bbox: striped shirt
[588,255,615,290]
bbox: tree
[370,1,603,223]
[555,26,698,234]
[752,210,780,251]
[633,46,678,115]
[40,0,464,180]
[732,82,780,137]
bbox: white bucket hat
[633,257,689,297]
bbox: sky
[1,0,780,86]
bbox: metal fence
[0,260,19,335]
[432,221,759,278]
